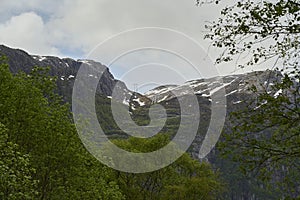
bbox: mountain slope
[0,45,284,199]
[0,45,131,102]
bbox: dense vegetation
[1,0,299,198]
[0,56,124,199]
[198,0,300,198]
[0,56,223,199]
[221,69,300,198]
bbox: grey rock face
[0,45,132,102]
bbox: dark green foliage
[212,151,279,199]
[197,0,300,198]
[0,123,39,199]
[109,134,224,200]
[0,57,124,199]
[220,69,300,198]
[0,56,224,199]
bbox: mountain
[0,45,283,199]
[0,45,132,103]
[0,45,281,109]
[0,44,283,159]
[145,70,281,103]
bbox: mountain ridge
[0,44,283,106]
[0,44,286,199]
[0,44,131,103]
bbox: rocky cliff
[0,45,131,102]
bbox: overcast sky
[0,0,268,92]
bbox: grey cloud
[0,0,267,91]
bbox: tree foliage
[0,57,124,200]
[197,0,300,198]
[109,134,224,200]
[0,55,225,199]
[199,0,300,69]
[0,123,38,200]
[220,70,300,197]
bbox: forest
[0,0,300,199]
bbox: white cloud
[44,0,225,86]
[0,0,63,22]
[0,0,223,57]
[43,0,224,54]
[0,12,60,55]
[0,0,267,92]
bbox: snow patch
[158,95,168,102]
[233,100,242,104]
[274,89,282,98]
[189,81,207,88]
[122,98,129,106]
[225,89,238,96]
[201,93,210,97]
[78,60,92,65]
[254,100,268,110]
[33,56,47,62]
[210,83,228,95]
[133,98,145,106]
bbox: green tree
[198,0,299,70]
[197,0,300,198]
[106,134,224,200]
[0,56,124,199]
[220,70,300,198]
[0,123,38,200]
